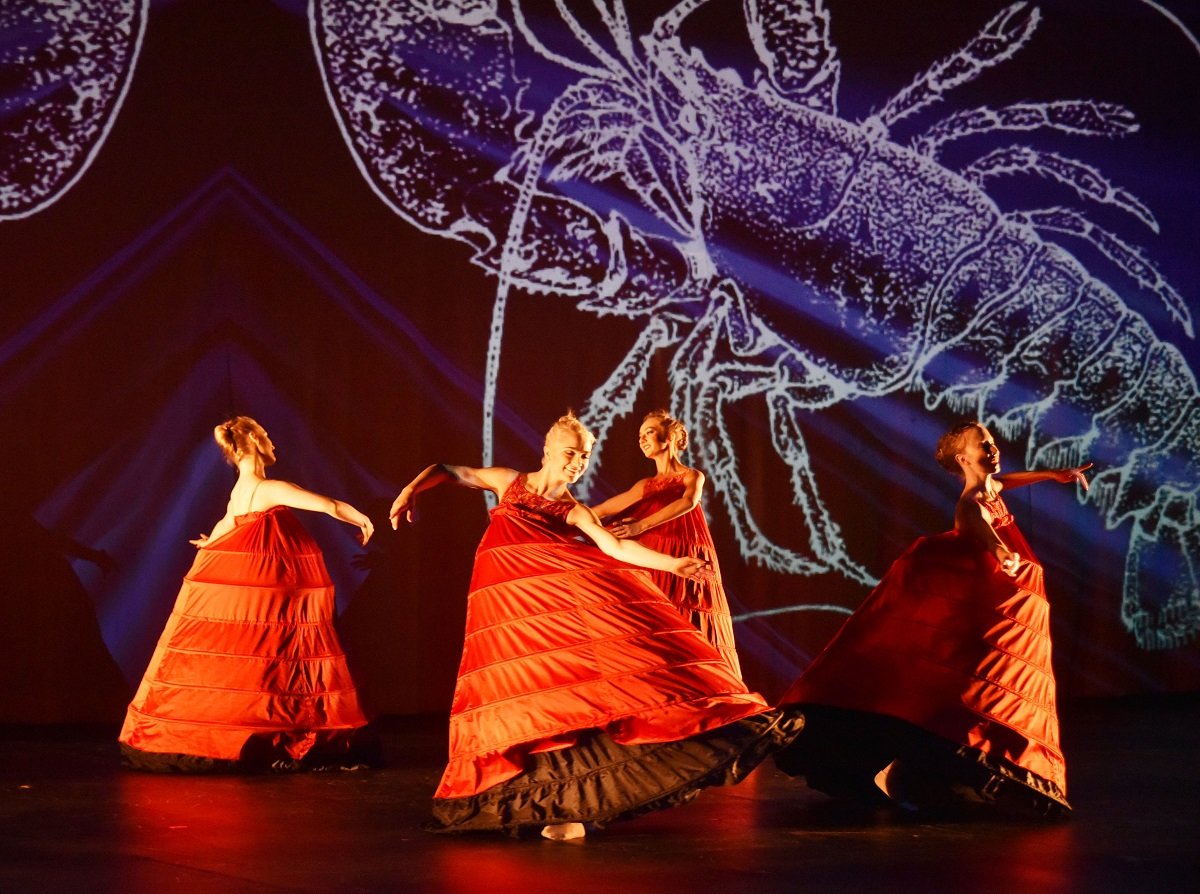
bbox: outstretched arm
[193,480,375,547]
[589,480,648,522]
[257,480,374,544]
[566,503,709,579]
[389,463,517,528]
[608,471,704,539]
[996,463,1092,492]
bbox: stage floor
[2,695,1196,893]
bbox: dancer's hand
[672,556,714,582]
[998,551,1021,576]
[189,533,209,548]
[609,518,644,539]
[358,518,374,545]
[1053,463,1092,490]
[389,488,415,529]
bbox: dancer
[389,413,803,839]
[776,421,1090,818]
[590,410,741,678]
[119,416,377,772]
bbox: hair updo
[544,411,595,449]
[933,420,981,477]
[644,409,689,452]
[213,415,267,466]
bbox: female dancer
[119,416,376,772]
[590,410,741,678]
[776,421,1090,818]
[389,413,802,839]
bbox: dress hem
[427,709,805,833]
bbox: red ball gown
[430,476,802,832]
[777,495,1069,816]
[618,473,742,679]
[118,506,372,771]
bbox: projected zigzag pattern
[2,169,526,678]
[1,2,1196,666]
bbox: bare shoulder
[956,490,994,522]
[259,478,302,497]
[254,478,312,509]
[470,465,520,494]
[675,466,704,500]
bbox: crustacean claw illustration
[311,0,1198,647]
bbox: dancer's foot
[875,759,986,815]
[541,822,586,841]
[874,760,919,812]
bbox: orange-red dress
[118,506,371,771]
[620,473,741,679]
[430,476,802,832]
[777,496,1068,816]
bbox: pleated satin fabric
[780,496,1066,798]
[436,476,767,800]
[119,506,368,764]
[621,474,741,678]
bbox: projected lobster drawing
[310,0,1198,649]
[0,0,148,220]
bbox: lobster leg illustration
[311,0,1198,646]
[577,314,686,494]
[666,279,873,582]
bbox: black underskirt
[774,704,1070,819]
[119,727,383,774]
[428,708,805,834]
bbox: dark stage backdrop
[1,0,1197,722]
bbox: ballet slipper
[541,822,587,841]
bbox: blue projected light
[2,1,1197,704]
[311,0,1199,652]
[34,347,392,680]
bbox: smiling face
[637,419,670,459]
[543,428,593,483]
[956,424,1000,478]
[639,411,688,461]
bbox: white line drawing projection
[310,0,1198,649]
[0,0,149,220]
